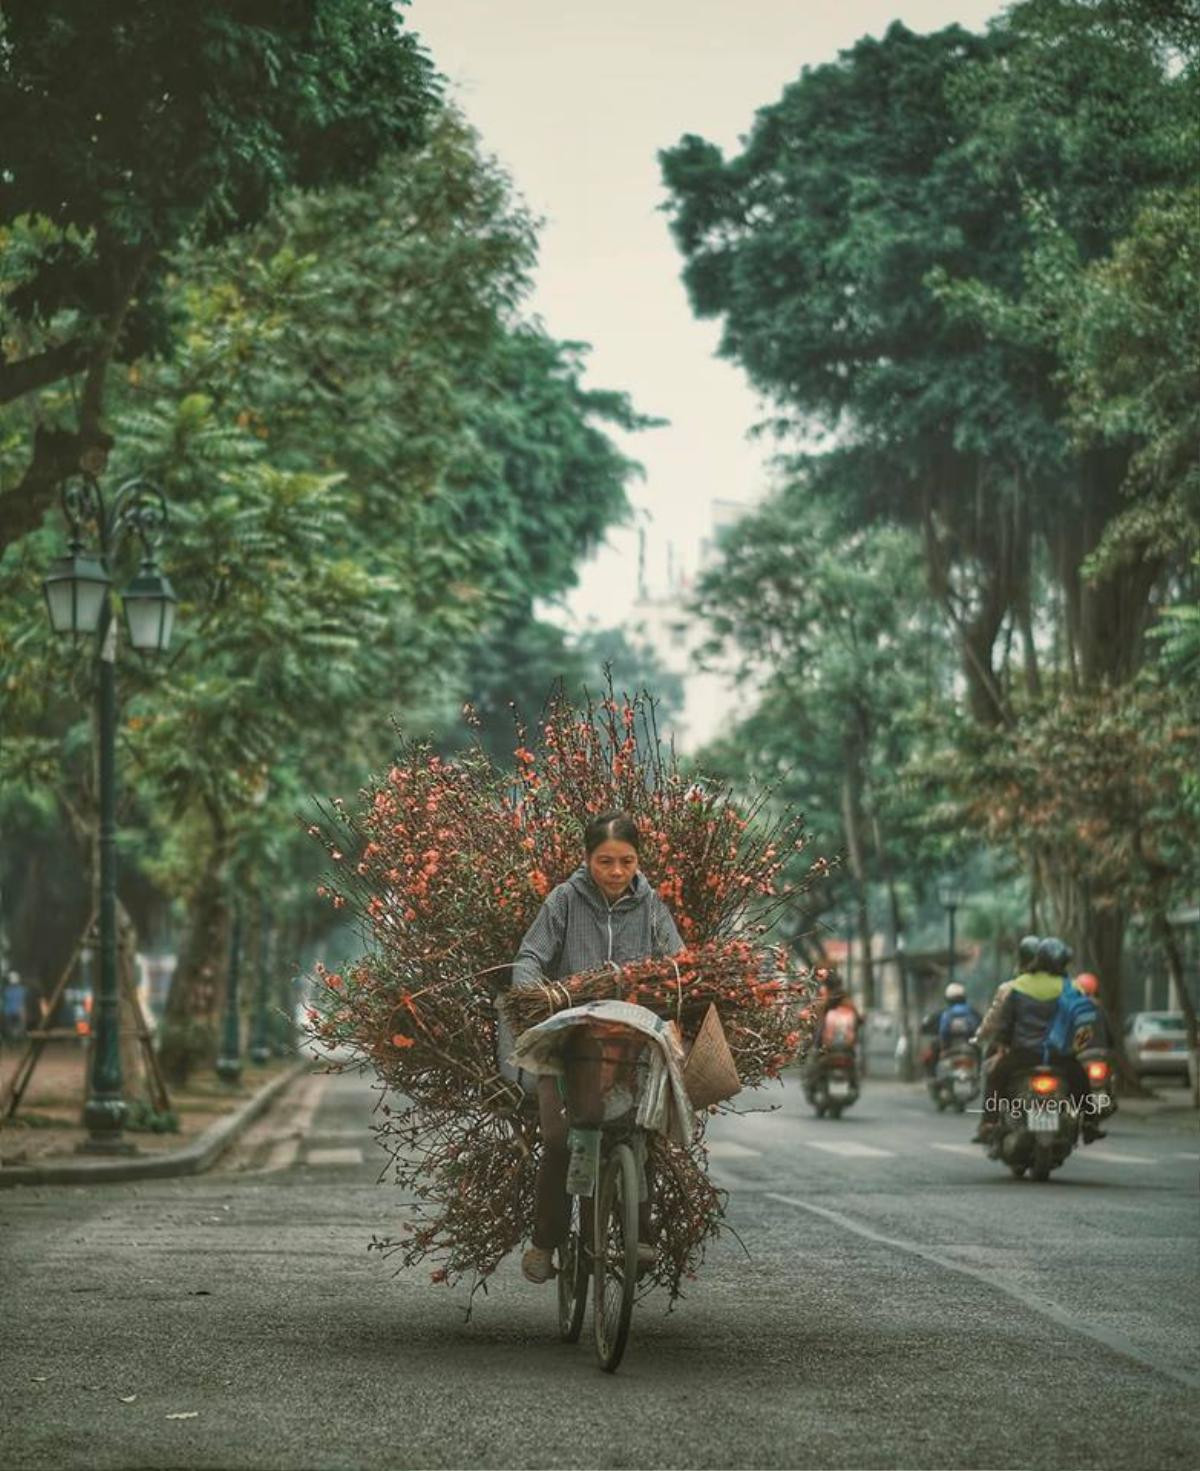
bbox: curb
[0,1059,310,1189]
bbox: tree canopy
[0,0,438,545]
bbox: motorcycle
[1078,1045,1117,1125]
[928,1044,981,1113]
[805,1047,860,1119]
[983,1062,1078,1181]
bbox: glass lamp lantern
[121,558,178,653]
[42,543,111,636]
[937,880,964,911]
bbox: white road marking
[705,1140,763,1159]
[1073,1150,1157,1166]
[767,1193,1200,1393]
[931,1143,980,1157]
[305,1147,364,1167]
[1171,1152,1199,1161]
[803,1140,894,1159]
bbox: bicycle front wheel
[592,1141,639,1373]
[556,1192,589,1342]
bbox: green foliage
[664,2,1199,1001]
[931,679,1200,932]
[689,489,956,953]
[123,1099,180,1134]
[661,6,1196,708]
[454,618,685,765]
[0,101,650,1016]
[0,0,437,367]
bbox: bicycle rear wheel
[556,1193,589,1342]
[592,1141,639,1373]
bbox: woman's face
[587,839,639,900]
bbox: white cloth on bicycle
[510,999,694,1145]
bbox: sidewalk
[0,1038,311,1188]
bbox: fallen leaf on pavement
[119,1395,137,1404]
[30,1376,47,1382]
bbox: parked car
[1124,1011,1189,1081]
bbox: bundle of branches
[498,939,814,1089]
[304,680,829,1301]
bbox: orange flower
[391,1034,415,1049]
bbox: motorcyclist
[937,982,981,1052]
[806,970,862,1074]
[815,971,863,1041]
[974,934,1039,1053]
[1073,972,1112,1047]
[975,936,1100,1144]
[923,983,980,1079]
[918,1005,943,1079]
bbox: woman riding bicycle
[505,810,683,1284]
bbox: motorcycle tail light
[952,1055,973,1069]
[1086,1059,1110,1083]
[829,1054,852,1068]
[1030,1073,1060,1095]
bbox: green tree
[689,490,951,1003]
[0,107,650,1075]
[661,4,1197,1007]
[937,681,1200,1048]
[0,0,437,546]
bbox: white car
[1124,1011,1189,1080]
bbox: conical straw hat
[682,1003,742,1108]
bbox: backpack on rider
[821,1003,859,1050]
[938,983,978,1046]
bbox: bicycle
[554,1021,651,1373]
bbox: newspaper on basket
[510,999,695,1146]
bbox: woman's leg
[532,1075,570,1250]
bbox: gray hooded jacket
[511,864,683,990]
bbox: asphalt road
[1,1068,1196,1470]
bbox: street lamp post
[938,880,964,987]
[42,474,177,1154]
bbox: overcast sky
[407,0,1006,632]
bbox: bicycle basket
[562,1023,649,1126]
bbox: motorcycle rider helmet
[1074,972,1099,996]
[1017,934,1040,970]
[944,982,966,1002]
[1034,936,1072,975]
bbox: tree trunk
[1148,905,1199,1107]
[839,730,875,1010]
[116,900,146,1103]
[162,824,231,1084]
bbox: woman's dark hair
[583,810,640,854]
